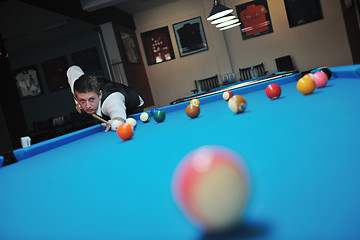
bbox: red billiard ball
[222,91,233,101]
[228,95,247,114]
[172,146,249,232]
[116,122,134,140]
[186,104,200,119]
[312,71,328,88]
[265,83,282,99]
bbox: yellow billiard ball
[190,99,200,107]
[297,76,316,95]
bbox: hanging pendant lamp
[207,0,233,21]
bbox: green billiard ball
[140,112,151,123]
[153,110,166,123]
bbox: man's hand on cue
[101,117,124,132]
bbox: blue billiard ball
[150,108,158,116]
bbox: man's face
[75,91,102,114]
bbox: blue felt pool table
[1,64,360,240]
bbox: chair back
[275,55,295,72]
[193,75,219,93]
[239,63,267,81]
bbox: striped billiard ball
[140,112,151,123]
[172,146,249,232]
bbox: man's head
[74,74,102,114]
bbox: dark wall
[9,28,110,131]
[0,34,28,150]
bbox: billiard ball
[312,71,328,88]
[140,112,151,123]
[153,110,166,123]
[296,76,315,95]
[116,122,134,140]
[125,117,137,130]
[265,83,281,99]
[186,104,200,119]
[150,108,158,116]
[110,119,122,131]
[320,67,332,79]
[228,95,247,114]
[303,73,314,80]
[172,145,249,232]
[222,91,233,101]
[190,99,200,107]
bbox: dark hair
[74,74,101,95]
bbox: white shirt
[67,65,144,120]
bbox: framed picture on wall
[119,31,141,64]
[284,0,323,28]
[173,17,208,57]
[71,47,104,78]
[229,73,236,82]
[236,0,274,40]
[141,26,175,66]
[222,74,229,84]
[13,64,42,99]
[42,56,69,92]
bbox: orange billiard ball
[116,122,134,140]
[172,146,249,232]
[228,95,247,113]
[297,76,316,95]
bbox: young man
[67,65,144,132]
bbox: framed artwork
[229,73,236,82]
[13,64,42,99]
[236,0,274,40]
[71,47,104,78]
[42,56,69,92]
[222,74,229,83]
[284,0,323,28]
[173,17,208,57]
[141,26,175,66]
[119,31,141,64]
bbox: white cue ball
[126,117,137,129]
[110,120,122,131]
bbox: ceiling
[0,0,179,52]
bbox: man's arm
[102,92,127,121]
[67,66,84,113]
[101,92,127,132]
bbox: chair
[252,63,267,77]
[191,75,219,93]
[238,67,252,81]
[239,63,267,81]
[275,55,295,72]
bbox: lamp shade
[210,13,236,25]
[216,18,240,28]
[220,22,241,31]
[207,2,233,21]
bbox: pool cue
[92,114,108,124]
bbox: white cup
[21,136,31,148]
